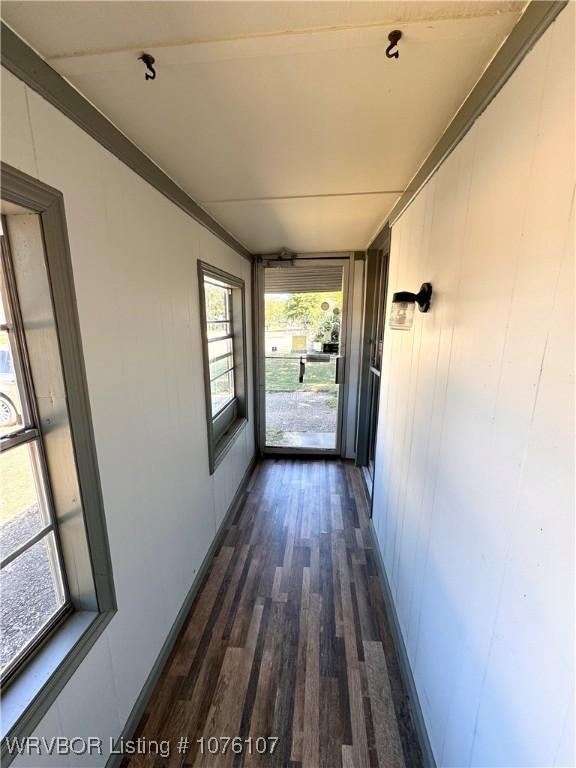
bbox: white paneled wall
[1,66,254,766]
[372,6,575,767]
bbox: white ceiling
[2,1,527,254]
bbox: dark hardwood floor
[123,459,423,768]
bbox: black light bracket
[392,282,432,312]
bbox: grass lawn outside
[265,356,338,395]
[1,444,38,525]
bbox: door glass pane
[0,441,50,561]
[0,289,25,436]
[1,532,65,675]
[263,270,343,450]
[265,357,338,449]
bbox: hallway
[124,460,422,767]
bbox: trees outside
[265,292,341,335]
[284,294,320,329]
[204,282,229,321]
[264,297,288,329]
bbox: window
[0,230,70,684]
[198,262,247,473]
[206,279,236,416]
[1,165,115,757]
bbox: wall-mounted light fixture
[389,283,433,330]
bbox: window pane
[0,441,50,562]
[1,532,65,675]
[207,321,231,339]
[210,355,233,381]
[204,281,231,322]
[208,337,233,362]
[208,338,235,384]
[0,291,24,436]
[210,370,234,414]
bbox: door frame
[356,227,391,497]
[255,254,352,456]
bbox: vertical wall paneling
[371,6,575,766]
[1,64,255,764]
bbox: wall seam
[0,24,253,262]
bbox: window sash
[208,332,234,344]
[203,276,237,424]
[1,523,54,570]
[0,444,70,684]
[198,261,246,475]
[207,337,234,357]
[207,320,232,339]
[1,426,39,451]
[0,597,71,685]
[0,227,71,686]
[210,369,235,417]
[0,269,32,437]
[204,281,232,323]
[210,365,235,384]
[1,435,53,563]
[209,349,235,381]
[212,397,237,442]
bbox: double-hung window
[206,279,236,418]
[198,262,247,473]
[0,165,115,758]
[0,234,70,682]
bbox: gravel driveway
[266,391,337,433]
[0,505,61,671]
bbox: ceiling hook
[138,53,156,81]
[386,30,402,60]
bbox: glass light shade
[389,300,415,330]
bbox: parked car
[0,342,21,428]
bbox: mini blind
[264,266,342,294]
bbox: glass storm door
[260,259,348,453]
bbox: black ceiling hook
[386,30,402,59]
[138,53,156,81]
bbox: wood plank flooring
[123,459,423,768]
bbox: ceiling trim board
[202,191,405,204]
[44,6,524,63]
[370,223,392,253]
[0,22,253,263]
[45,9,526,75]
[368,0,568,245]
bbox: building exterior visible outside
[264,291,342,448]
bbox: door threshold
[262,449,340,459]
